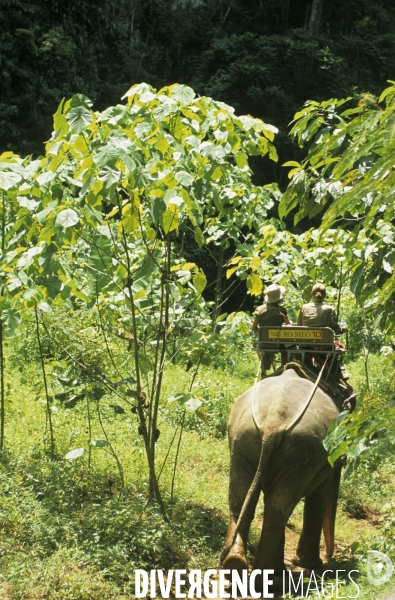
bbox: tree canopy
[280,82,395,325]
[2,0,395,173]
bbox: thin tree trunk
[170,410,185,506]
[87,395,92,469]
[96,399,124,490]
[337,263,343,318]
[364,348,370,391]
[170,351,204,505]
[117,193,168,519]
[150,235,171,499]
[212,245,224,331]
[304,4,311,30]
[307,0,323,35]
[35,309,55,460]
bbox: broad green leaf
[36,171,56,186]
[194,226,205,248]
[53,98,65,130]
[65,448,85,460]
[323,420,348,453]
[175,171,194,187]
[110,405,126,415]
[162,204,180,233]
[168,392,203,412]
[154,136,169,154]
[66,107,93,134]
[91,440,111,448]
[349,264,364,295]
[133,258,158,282]
[70,93,93,109]
[37,201,57,225]
[55,209,79,229]
[246,273,263,296]
[122,82,153,100]
[262,123,278,141]
[235,152,248,169]
[122,153,137,173]
[0,171,22,190]
[37,302,52,313]
[94,146,120,168]
[228,132,241,151]
[140,90,156,103]
[72,289,91,302]
[172,85,195,104]
[268,145,278,162]
[193,270,207,294]
[327,441,348,467]
[98,166,121,188]
[134,122,151,138]
[134,288,146,300]
[64,393,86,408]
[17,196,39,211]
[168,393,187,404]
[1,308,21,333]
[185,398,203,412]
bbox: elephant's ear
[323,461,342,558]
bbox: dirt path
[197,503,381,600]
[148,500,381,599]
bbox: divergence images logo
[367,551,393,586]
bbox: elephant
[220,367,344,575]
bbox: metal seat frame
[257,326,347,381]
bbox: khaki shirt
[253,302,288,327]
[297,302,342,335]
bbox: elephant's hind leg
[221,455,260,574]
[293,480,332,569]
[254,486,300,575]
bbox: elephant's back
[231,369,336,423]
[228,369,339,463]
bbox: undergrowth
[1,328,395,598]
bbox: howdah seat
[257,326,347,380]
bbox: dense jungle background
[2,0,395,168]
[1,1,395,599]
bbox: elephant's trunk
[322,462,342,558]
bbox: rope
[285,357,327,432]
[251,357,262,431]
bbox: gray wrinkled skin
[221,368,343,575]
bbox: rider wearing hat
[252,283,291,376]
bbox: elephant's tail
[221,429,283,563]
[323,461,342,558]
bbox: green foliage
[0,352,237,597]
[2,0,395,194]
[345,308,386,360]
[0,85,281,506]
[0,347,394,598]
[324,351,395,475]
[279,82,395,327]
[0,82,279,332]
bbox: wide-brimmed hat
[264,283,286,303]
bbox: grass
[1,341,395,599]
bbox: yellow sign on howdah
[268,329,324,340]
